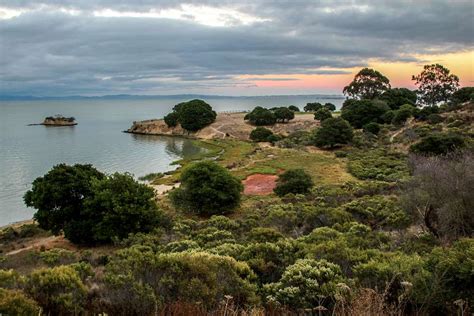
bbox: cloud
[0,1,472,95]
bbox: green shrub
[409,133,466,155]
[250,127,273,142]
[362,122,381,135]
[25,265,87,315]
[341,99,389,128]
[39,248,77,266]
[0,288,40,316]
[288,105,300,112]
[324,102,336,111]
[347,149,409,181]
[264,259,347,309]
[427,113,443,124]
[413,106,440,121]
[391,104,414,125]
[105,247,258,308]
[304,102,322,112]
[312,117,354,148]
[450,86,474,104]
[314,108,332,121]
[170,161,243,215]
[380,88,417,109]
[274,169,313,196]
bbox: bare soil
[243,174,278,195]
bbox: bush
[312,117,354,148]
[288,105,300,112]
[273,107,295,123]
[24,164,163,244]
[163,111,179,127]
[274,169,313,196]
[409,133,466,156]
[380,110,395,124]
[314,108,332,121]
[391,104,414,125]
[264,259,347,309]
[170,161,243,215]
[105,247,258,308]
[244,107,276,125]
[250,127,274,142]
[341,99,389,128]
[347,149,409,181]
[413,106,440,121]
[450,86,474,104]
[427,113,443,124]
[25,265,87,315]
[0,288,40,315]
[362,122,381,135]
[304,102,323,112]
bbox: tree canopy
[312,117,354,148]
[273,107,295,123]
[250,127,274,142]
[409,134,466,156]
[314,108,332,121]
[304,102,323,112]
[412,64,459,106]
[343,68,391,99]
[341,99,389,128]
[164,99,217,131]
[380,88,417,109]
[170,161,243,215]
[244,107,277,125]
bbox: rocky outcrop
[126,112,320,140]
[41,115,77,126]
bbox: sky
[0,0,473,96]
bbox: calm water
[0,96,343,225]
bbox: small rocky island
[30,115,77,126]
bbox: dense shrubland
[1,65,473,315]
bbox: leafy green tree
[173,99,217,131]
[82,173,163,243]
[343,68,391,99]
[25,265,87,315]
[105,247,258,308]
[24,164,105,236]
[450,86,474,104]
[0,289,40,316]
[170,161,243,215]
[250,127,274,142]
[409,133,466,156]
[341,99,389,128]
[323,102,336,111]
[314,108,332,121]
[413,105,440,121]
[163,111,179,127]
[288,105,300,112]
[244,106,276,125]
[25,164,163,244]
[274,169,313,196]
[304,102,323,112]
[273,107,295,123]
[313,117,354,148]
[412,64,459,106]
[380,88,417,109]
[362,122,381,135]
[264,259,347,309]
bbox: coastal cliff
[126,112,320,140]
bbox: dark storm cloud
[0,0,472,95]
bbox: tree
[82,173,164,243]
[341,99,389,128]
[412,64,459,106]
[163,112,179,127]
[409,134,466,156]
[264,259,347,309]
[343,68,391,99]
[323,102,336,111]
[450,86,474,104]
[173,99,217,131]
[244,106,277,125]
[314,108,332,121]
[273,107,295,123]
[288,105,300,112]
[313,117,354,148]
[250,127,274,142]
[274,169,313,196]
[380,88,417,110]
[24,164,105,236]
[304,102,322,112]
[24,164,163,244]
[170,161,243,215]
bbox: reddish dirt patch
[243,174,278,195]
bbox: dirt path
[6,236,64,255]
